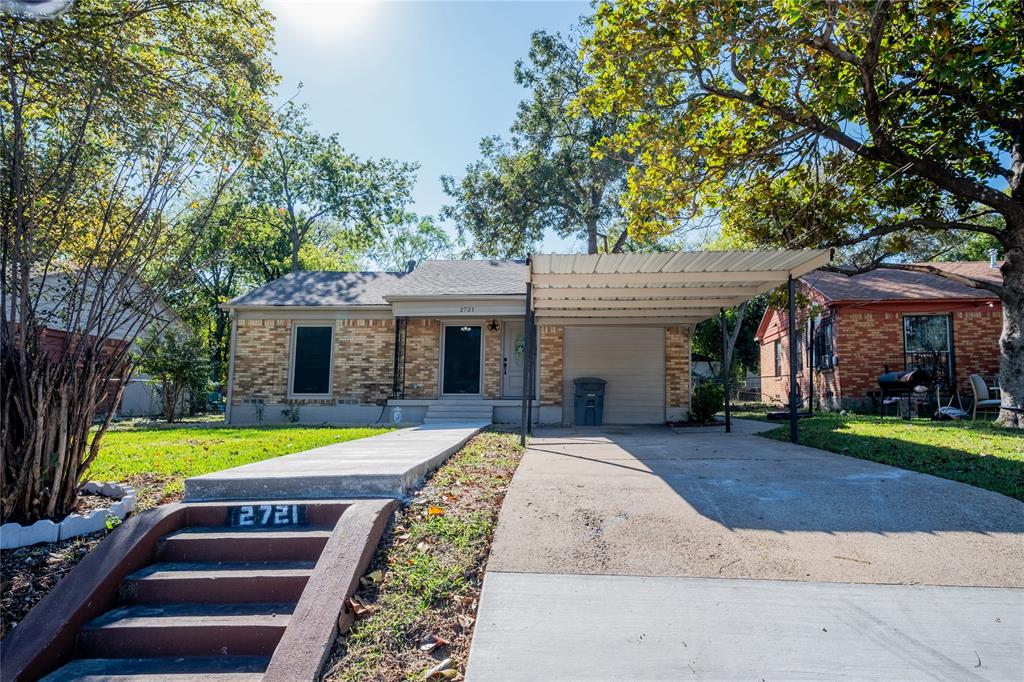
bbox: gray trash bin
[573,377,607,426]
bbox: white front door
[502,321,526,398]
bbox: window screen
[292,326,332,395]
[904,315,952,383]
[774,340,782,376]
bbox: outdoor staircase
[41,517,335,681]
[422,400,494,424]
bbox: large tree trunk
[997,239,1024,428]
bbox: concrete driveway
[467,421,1024,680]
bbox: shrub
[691,382,724,423]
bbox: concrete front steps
[423,401,494,424]
[40,521,328,681]
[14,500,396,682]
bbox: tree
[247,103,418,272]
[443,29,631,257]
[363,212,455,271]
[582,0,1024,426]
[692,295,769,380]
[1,0,277,523]
[139,331,210,422]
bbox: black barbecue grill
[878,368,933,418]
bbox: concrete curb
[263,498,397,681]
[0,482,138,549]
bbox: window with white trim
[291,325,333,396]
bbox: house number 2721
[459,306,475,313]
[229,504,306,527]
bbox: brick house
[755,262,1003,412]
[224,250,830,426]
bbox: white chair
[969,374,1001,420]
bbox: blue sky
[264,0,590,254]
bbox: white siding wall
[562,327,665,424]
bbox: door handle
[503,357,508,375]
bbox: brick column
[539,325,564,405]
[665,326,690,415]
[405,319,440,399]
[484,323,502,399]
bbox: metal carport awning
[519,249,833,444]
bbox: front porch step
[40,657,269,682]
[78,603,292,658]
[156,526,333,563]
[120,561,314,604]
[423,402,494,424]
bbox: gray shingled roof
[228,271,406,307]
[227,260,529,307]
[384,260,528,297]
[803,263,1001,302]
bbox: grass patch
[87,424,391,508]
[753,412,1024,501]
[323,432,523,682]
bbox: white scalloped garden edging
[0,482,137,549]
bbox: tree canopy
[443,29,631,256]
[2,0,279,522]
[246,102,418,272]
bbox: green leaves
[578,0,1022,258]
[443,28,631,256]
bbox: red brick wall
[759,301,1002,409]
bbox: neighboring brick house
[223,259,696,426]
[755,262,1003,411]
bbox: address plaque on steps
[228,503,308,527]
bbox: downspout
[225,308,238,424]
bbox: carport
[518,249,832,443]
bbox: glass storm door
[442,325,482,395]
[502,321,526,398]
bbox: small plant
[105,514,122,531]
[282,402,300,423]
[691,382,724,423]
[253,400,265,424]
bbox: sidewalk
[184,422,488,501]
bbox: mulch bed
[322,431,524,681]
[0,482,169,640]
[1,529,110,638]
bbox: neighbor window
[904,315,953,384]
[773,340,782,376]
[291,325,333,395]
[813,315,835,369]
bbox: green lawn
[747,410,1024,501]
[87,424,391,507]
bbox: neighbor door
[442,325,483,395]
[502,320,526,398]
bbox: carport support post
[520,281,532,447]
[720,308,731,433]
[788,275,799,443]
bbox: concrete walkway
[184,423,487,501]
[467,422,1024,680]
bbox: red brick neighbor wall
[539,325,563,405]
[334,319,395,405]
[952,308,1002,392]
[759,303,1003,409]
[665,326,690,413]
[404,319,440,399]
